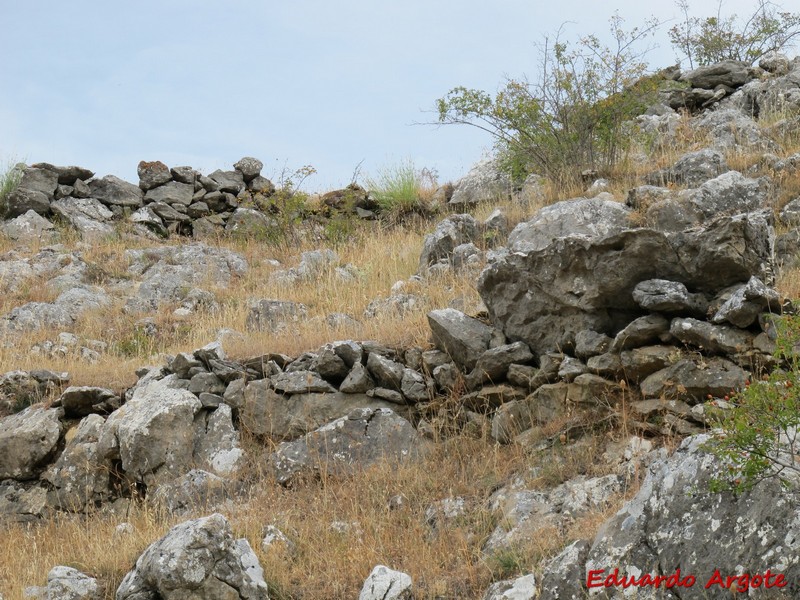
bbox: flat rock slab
[271,407,420,484]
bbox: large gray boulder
[665,148,729,187]
[2,286,109,333]
[124,243,247,312]
[640,357,747,403]
[271,407,420,484]
[28,566,101,600]
[689,170,768,219]
[17,165,59,196]
[51,197,115,239]
[137,160,172,190]
[585,435,800,597]
[5,188,51,218]
[680,59,752,89]
[234,157,264,182]
[97,380,202,486]
[427,308,496,371]
[116,513,269,600]
[30,163,94,185]
[0,480,48,522]
[418,214,479,273]
[478,211,773,355]
[43,414,109,511]
[449,157,511,206]
[89,175,143,207]
[0,405,63,480]
[241,383,395,439]
[508,198,632,253]
[0,210,57,242]
[144,181,194,206]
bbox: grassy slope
[1,111,800,598]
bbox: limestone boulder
[428,308,496,371]
[116,513,269,600]
[358,565,413,600]
[97,380,202,486]
[246,299,307,333]
[448,156,511,207]
[0,210,57,242]
[5,188,51,218]
[418,214,479,273]
[585,435,800,596]
[508,198,632,253]
[89,175,143,207]
[0,405,63,480]
[478,212,773,355]
[640,357,747,403]
[680,59,753,89]
[271,407,420,484]
[43,414,109,511]
[137,160,172,190]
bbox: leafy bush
[670,0,800,68]
[706,313,800,493]
[436,14,661,186]
[365,159,437,220]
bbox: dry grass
[0,431,637,600]
[2,103,800,599]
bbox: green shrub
[0,158,23,215]
[365,159,436,220]
[705,313,800,493]
[436,14,661,187]
[670,0,800,68]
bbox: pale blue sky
[0,0,771,191]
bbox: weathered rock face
[418,214,479,273]
[246,299,307,333]
[428,308,496,371]
[271,407,420,484]
[680,59,753,89]
[116,513,269,600]
[0,405,63,480]
[478,210,773,355]
[26,566,101,600]
[97,380,202,486]
[448,156,512,206]
[89,175,144,207]
[507,198,633,253]
[43,414,108,511]
[359,565,413,600]
[583,435,800,597]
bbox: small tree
[706,313,800,494]
[669,0,800,68]
[436,14,661,186]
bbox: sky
[0,0,774,192]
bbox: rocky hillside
[1,55,800,599]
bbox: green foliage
[436,14,661,186]
[242,164,316,247]
[365,159,436,220]
[0,158,23,216]
[113,328,157,358]
[487,547,529,580]
[705,313,800,494]
[670,0,800,68]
